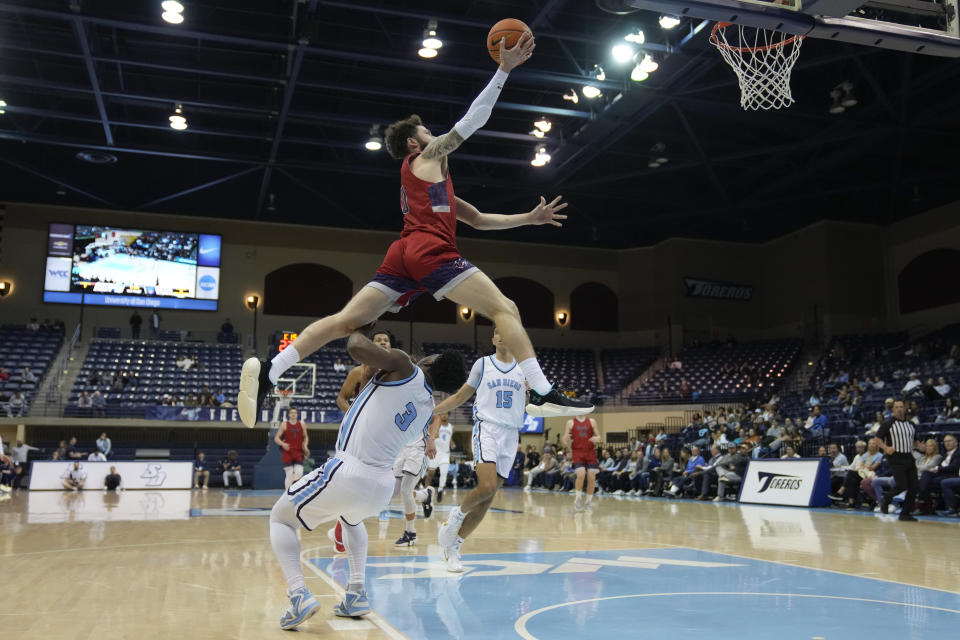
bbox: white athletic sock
[341,519,368,588]
[269,499,306,593]
[585,494,593,504]
[269,345,301,385]
[414,488,429,503]
[449,506,467,526]
[575,490,583,498]
[519,358,552,396]
[405,519,416,534]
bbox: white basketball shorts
[426,451,450,470]
[393,439,426,478]
[472,420,519,480]
[285,452,394,530]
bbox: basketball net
[710,22,803,111]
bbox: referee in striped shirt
[872,400,919,521]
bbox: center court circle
[516,592,960,640]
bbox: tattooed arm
[420,129,465,161]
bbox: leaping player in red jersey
[238,34,593,427]
[564,416,601,511]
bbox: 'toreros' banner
[738,458,831,507]
[684,277,753,301]
[29,461,194,490]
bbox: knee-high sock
[340,518,368,590]
[438,463,450,488]
[269,498,305,593]
[400,473,418,515]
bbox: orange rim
[710,22,803,53]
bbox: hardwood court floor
[2,487,958,640]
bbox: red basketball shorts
[369,232,479,312]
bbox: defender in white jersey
[267,328,466,630]
[432,326,527,572]
[424,412,454,500]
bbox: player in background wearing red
[274,407,310,490]
[239,34,593,430]
[564,416,601,511]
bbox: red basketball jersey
[571,417,598,462]
[281,420,305,465]
[400,153,458,246]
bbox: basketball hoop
[709,22,804,111]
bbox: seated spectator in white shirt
[934,376,951,397]
[26,318,40,332]
[7,392,25,417]
[175,355,191,371]
[77,391,93,408]
[872,376,885,390]
[333,358,346,373]
[88,450,107,462]
[780,444,801,459]
[62,462,87,491]
[808,393,820,407]
[936,398,960,423]
[22,366,37,383]
[11,440,39,466]
[902,373,922,396]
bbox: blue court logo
[199,274,217,291]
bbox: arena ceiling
[1,0,959,248]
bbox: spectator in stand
[627,449,648,495]
[634,447,660,495]
[764,419,784,455]
[194,452,210,490]
[61,461,86,491]
[26,318,39,332]
[129,310,142,339]
[150,310,161,339]
[88,448,107,462]
[882,398,895,420]
[833,440,882,509]
[865,411,884,436]
[805,406,828,437]
[524,445,540,471]
[936,398,960,424]
[7,391,25,417]
[611,450,638,495]
[597,449,625,492]
[679,378,691,397]
[101,370,115,388]
[808,392,821,407]
[54,440,67,460]
[0,366,8,381]
[781,444,801,459]
[693,444,724,500]
[871,376,885,390]
[221,450,242,488]
[333,358,347,373]
[915,439,943,478]
[902,373,923,398]
[11,439,39,471]
[175,355,196,371]
[938,466,960,517]
[666,446,705,497]
[934,376,952,397]
[220,318,235,340]
[818,445,829,458]
[917,434,959,505]
[96,433,111,458]
[716,443,750,501]
[66,437,84,460]
[828,443,850,493]
[524,450,557,491]
[104,466,122,491]
[646,446,675,496]
[511,445,525,486]
[211,387,225,407]
[22,366,37,384]
[91,391,106,418]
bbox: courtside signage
[738,458,831,507]
[29,461,194,490]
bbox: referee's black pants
[884,453,917,514]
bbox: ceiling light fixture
[533,118,551,133]
[582,85,602,99]
[169,104,187,130]
[365,124,383,151]
[624,29,645,44]
[611,43,634,64]
[0,99,6,115]
[593,65,606,81]
[422,19,442,49]
[630,65,648,82]
[161,1,184,24]
[659,15,681,29]
[529,128,545,138]
[638,53,659,74]
[531,145,551,167]
[418,46,438,59]
[562,89,579,104]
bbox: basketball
[487,18,532,63]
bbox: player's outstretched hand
[425,438,437,460]
[529,195,568,227]
[499,33,535,72]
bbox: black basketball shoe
[526,387,594,418]
[239,358,274,428]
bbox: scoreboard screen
[278,332,299,354]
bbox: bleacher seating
[629,340,802,404]
[0,324,64,416]
[600,347,661,396]
[536,347,597,393]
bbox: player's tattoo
[420,130,464,160]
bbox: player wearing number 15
[431,325,527,572]
[267,328,465,630]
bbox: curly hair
[384,114,422,160]
[422,350,467,394]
